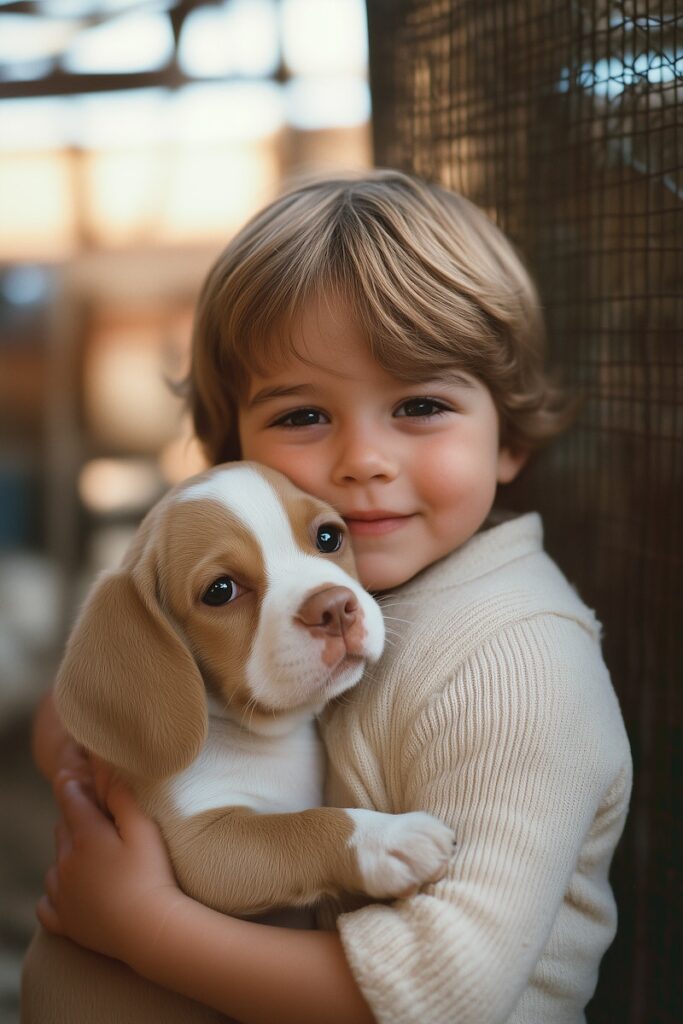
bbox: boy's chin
[357,557,419,594]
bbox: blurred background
[1,1,681,1022]
[0,1,371,1018]
[0,0,371,698]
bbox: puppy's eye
[316,523,344,553]
[202,577,237,606]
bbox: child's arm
[324,617,631,1024]
[38,773,376,1024]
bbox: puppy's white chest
[167,716,325,819]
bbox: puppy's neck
[206,695,321,739]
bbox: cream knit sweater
[319,513,632,1024]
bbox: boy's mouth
[343,512,415,537]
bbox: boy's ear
[497,446,529,484]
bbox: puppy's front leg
[167,806,454,916]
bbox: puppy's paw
[347,808,455,899]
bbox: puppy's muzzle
[295,586,358,639]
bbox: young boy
[35,170,632,1023]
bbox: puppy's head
[55,463,384,779]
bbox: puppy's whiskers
[240,693,262,733]
[380,614,413,627]
[375,597,409,609]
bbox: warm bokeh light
[0,96,73,150]
[78,457,165,515]
[63,11,175,74]
[159,422,209,485]
[84,322,185,452]
[75,89,169,148]
[0,152,76,259]
[281,0,368,75]
[0,0,372,599]
[0,14,77,66]
[81,148,162,246]
[173,82,284,142]
[285,76,370,129]
[159,139,280,243]
[178,0,280,78]
[0,1,371,255]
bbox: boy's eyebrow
[430,372,476,388]
[247,373,477,408]
[247,383,312,408]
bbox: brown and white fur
[22,462,454,1023]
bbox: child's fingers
[54,818,72,859]
[104,779,157,842]
[53,776,107,832]
[36,893,63,935]
[91,757,114,808]
[88,753,110,778]
[43,864,59,903]
[53,765,97,804]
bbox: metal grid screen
[366,2,681,1021]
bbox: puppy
[22,462,454,1023]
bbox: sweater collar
[381,511,543,599]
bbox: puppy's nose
[295,587,358,637]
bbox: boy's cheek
[238,429,319,490]
[249,451,330,506]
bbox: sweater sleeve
[336,614,620,1024]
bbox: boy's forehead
[244,350,375,403]
[243,332,370,400]
[237,314,354,393]
[240,292,483,403]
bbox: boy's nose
[332,432,399,484]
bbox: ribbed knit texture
[319,514,632,1024]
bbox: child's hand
[32,691,91,786]
[37,771,188,970]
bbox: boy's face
[238,296,525,591]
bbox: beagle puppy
[22,462,454,1023]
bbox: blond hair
[188,169,572,463]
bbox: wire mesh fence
[366,1,681,1020]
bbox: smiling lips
[343,511,415,537]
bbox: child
[34,170,632,1024]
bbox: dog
[22,462,454,1023]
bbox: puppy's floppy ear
[55,562,208,780]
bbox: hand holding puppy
[38,772,186,972]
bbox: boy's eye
[272,408,327,427]
[395,397,450,418]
